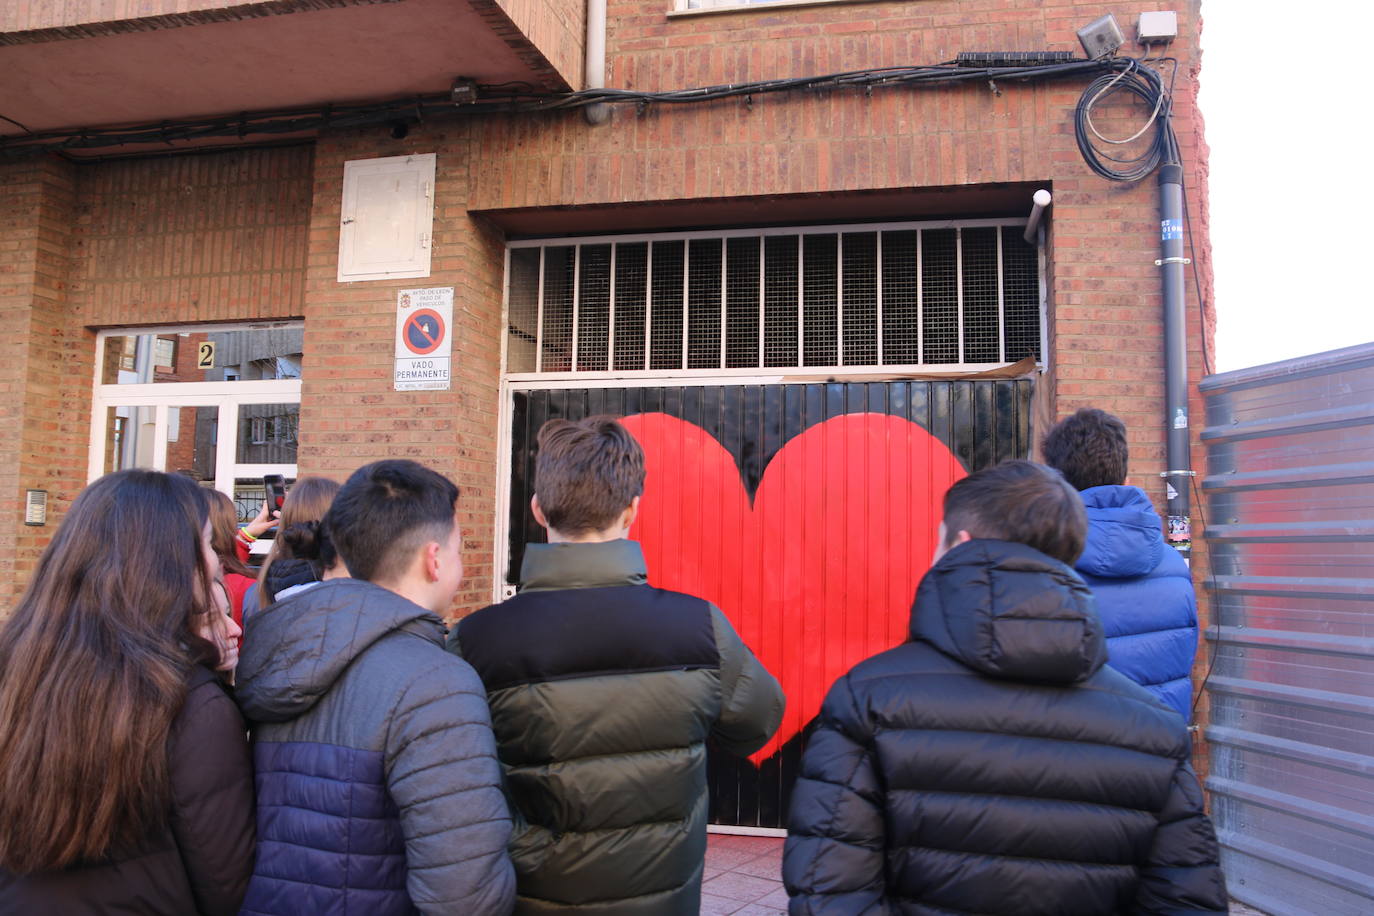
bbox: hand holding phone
[251,475,287,539]
[264,474,287,511]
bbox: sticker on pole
[394,287,453,391]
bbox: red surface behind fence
[623,411,967,762]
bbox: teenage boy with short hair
[784,460,1226,915]
[451,416,785,915]
[1041,407,1200,720]
[236,460,515,916]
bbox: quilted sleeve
[166,677,256,916]
[386,657,516,916]
[709,606,785,757]
[1132,758,1228,914]
[782,673,888,915]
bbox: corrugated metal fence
[1200,343,1374,916]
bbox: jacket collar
[519,540,648,591]
[911,539,1106,685]
[235,579,445,723]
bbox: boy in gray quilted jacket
[451,416,785,915]
[236,460,515,915]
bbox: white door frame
[87,323,303,497]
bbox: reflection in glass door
[89,324,303,520]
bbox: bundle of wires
[1073,57,1179,182]
[6,57,1144,158]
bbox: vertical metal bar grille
[506,248,540,373]
[613,242,648,371]
[507,221,1042,374]
[922,228,958,364]
[842,232,878,367]
[961,227,1000,364]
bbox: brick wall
[0,155,78,611]
[71,146,313,327]
[298,125,507,614]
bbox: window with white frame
[505,221,1042,376]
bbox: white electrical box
[1138,11,1178,44]
[337,153,436,283]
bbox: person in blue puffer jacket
[1042,408,1199,721]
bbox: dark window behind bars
[506,224,1041,374]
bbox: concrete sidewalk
[702,835,787,914]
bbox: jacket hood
[911,539,1106,684]
[1076,485,1165,579]
[235,578,445,722]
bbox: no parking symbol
[394,287,454,391]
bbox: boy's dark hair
[534,416,645,536]
[325,460,459,584]
[1040,407,1129,491]
[942,460,1087,566]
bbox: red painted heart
[621,412,968,762]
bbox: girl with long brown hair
[0,469,254,914]
[252,475,341,610]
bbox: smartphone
[262,475,287,539]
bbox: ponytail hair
[257,476,340,608]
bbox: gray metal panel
[1201,343,1374,916]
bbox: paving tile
[736,904,788,916]
[757,886,793,907]
[702,871,783,903]
[734,853,784,880]
[700,891,746,914]
[705,844,767,869]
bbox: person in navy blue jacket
[235,460,515,915]
[1042,407,1199,720]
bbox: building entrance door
[499,377,1032,830]
[88,325,303,519]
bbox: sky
[1199,2,1374,372]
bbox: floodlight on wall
[1077,14,1124,59]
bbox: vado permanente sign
[394,287,453,391]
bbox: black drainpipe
[1158,162,1192,561]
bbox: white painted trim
[507,218,1028,250]
[505,364,1019,390]
[151,405,169,471]
[213,403,236,496]
[232,463,300,480]
[706,825,787,838]
[96,380,301,404]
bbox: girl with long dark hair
[0,470,254,915]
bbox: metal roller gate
[1200,344,1374,916]
[501,378,1032,829]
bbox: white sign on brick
[394,286,454,391]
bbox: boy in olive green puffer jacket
[450,416,785,915]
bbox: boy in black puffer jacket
[783,460,1226,915]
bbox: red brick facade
[0,0,1213,678]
